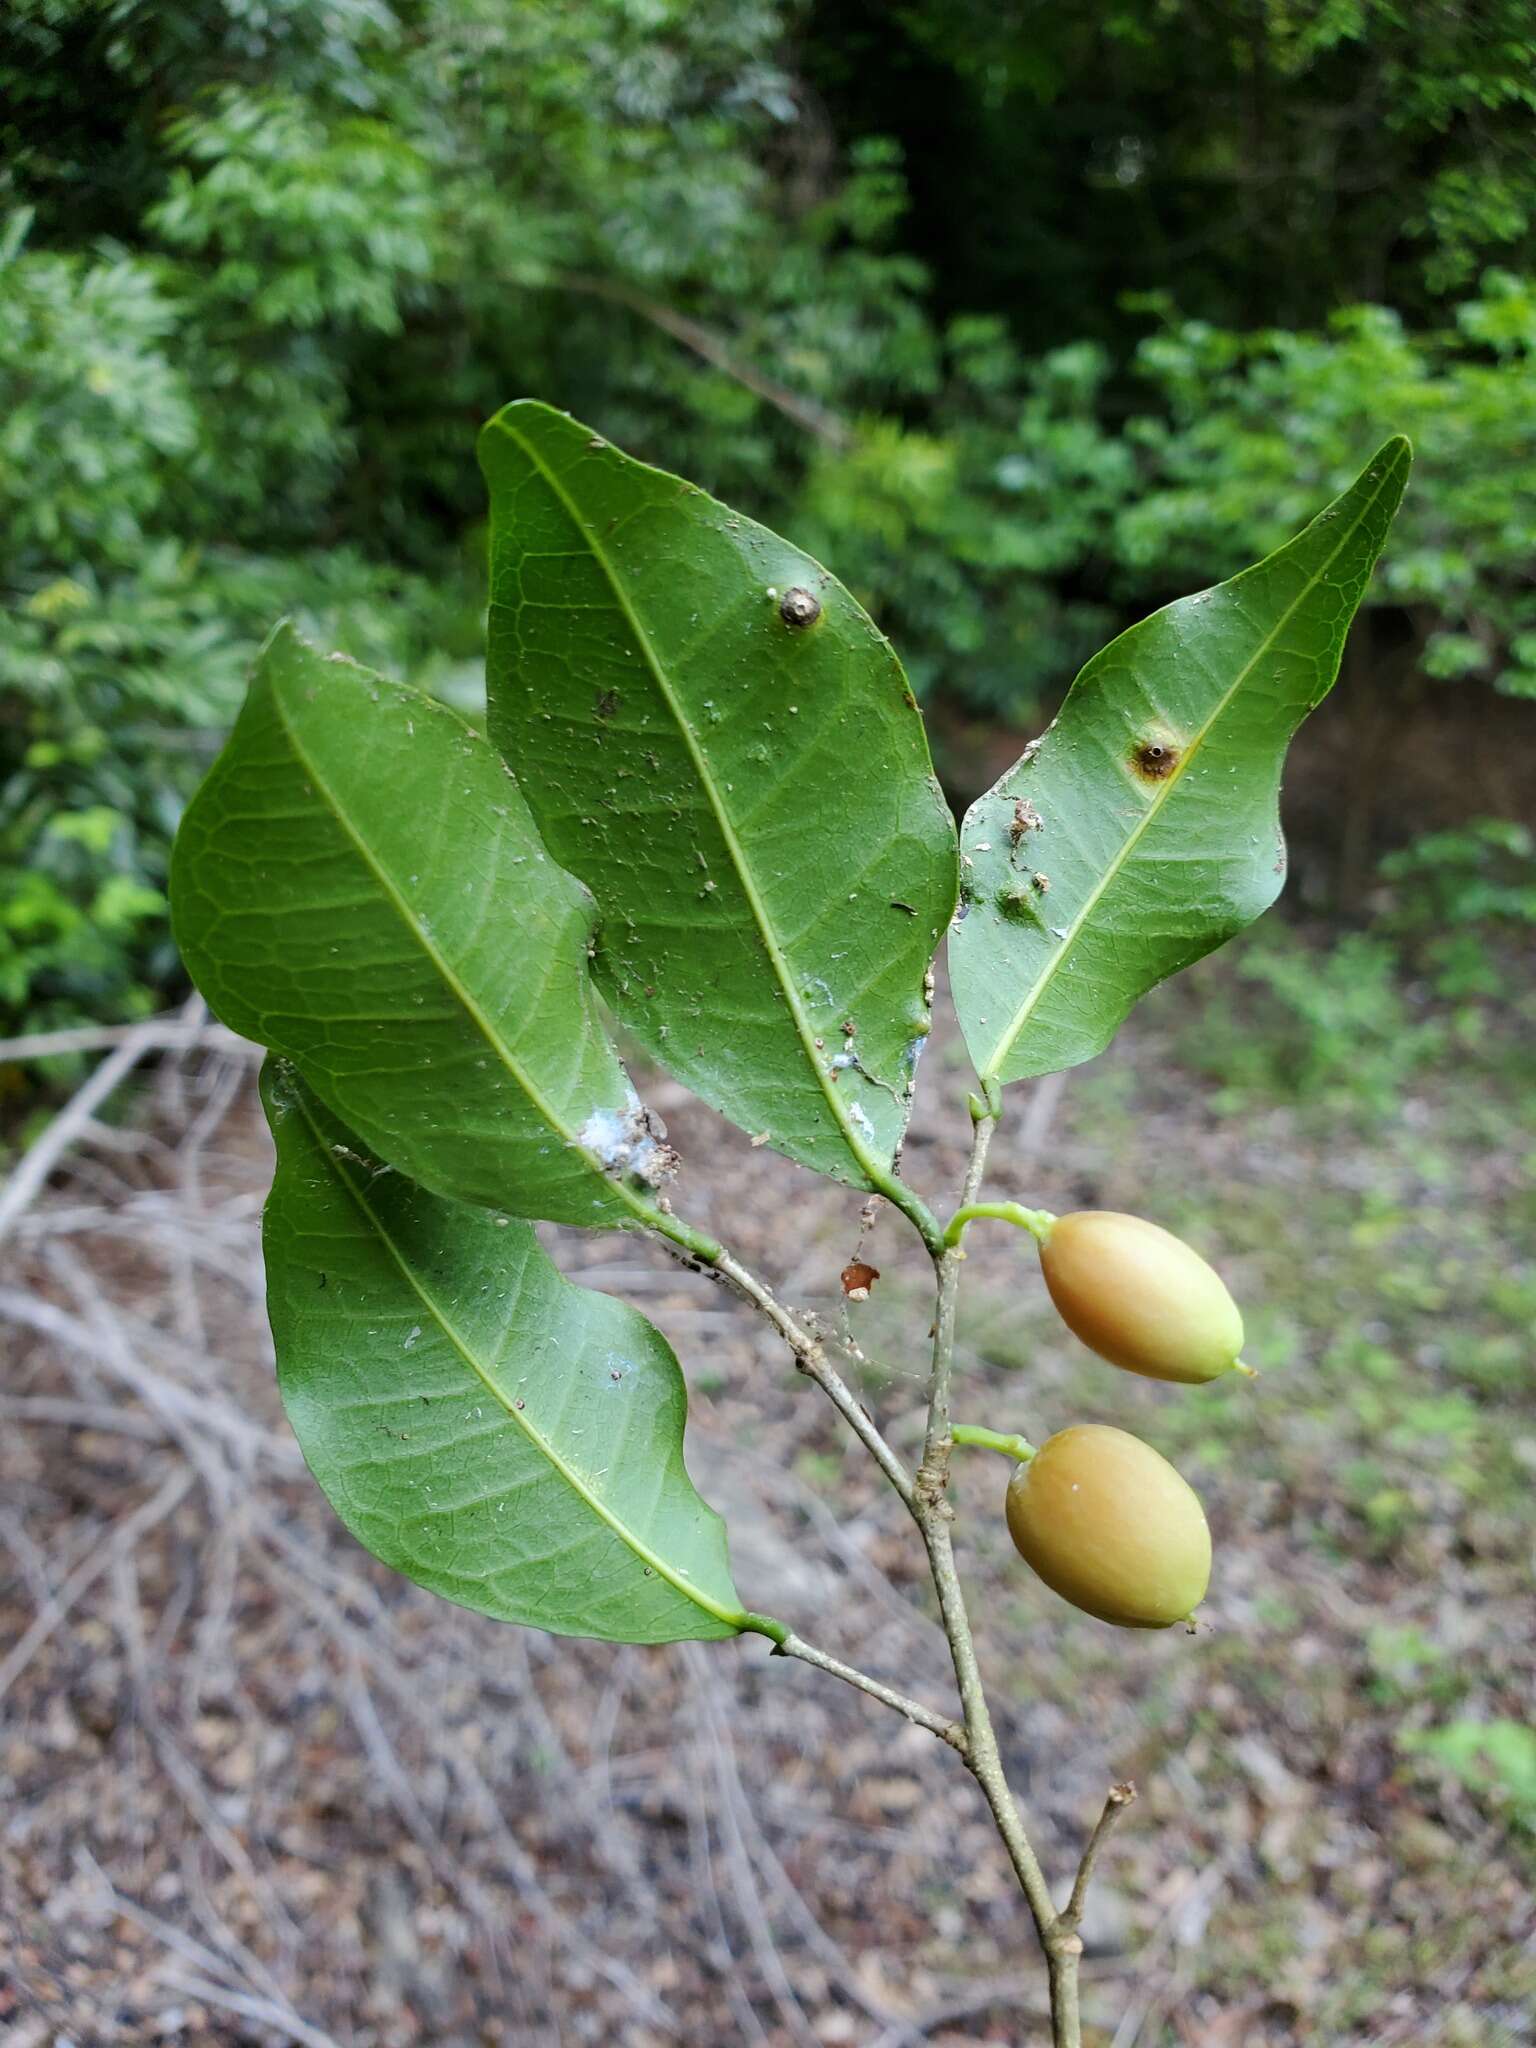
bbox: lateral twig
[0,1016,252,1064]
[772,1632,967,1753]
[702,1245,918,1511]
[555,272,852,450]
[1063,1782,1138,1931]
[0,1029,163,1245]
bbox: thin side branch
[710,1246,917,1512]
[0,1018,253,1064]
[0,1028,165,1246]
[1063,1781,1138,1931]
[555,272,853,450]
[0,1015,257,1248]
[773,1632,968,1754]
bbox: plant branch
[1063,1781,1138,1930]
[918,1107,998,1486]
[757,1627,968,1753]
[714,1246,919,1510]
[0,1025,172,1249]
[914,1105,1089,2046]
[553,272,853,450]
[654,1230,918,1513]
[0,1017,253,1064]
[657,1100,1129,2043]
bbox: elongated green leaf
[263,1064,747,1643]
[479,400,957,1192]
[952,437,1411,1087]
[172,623,677,1233]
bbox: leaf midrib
[489,414,890,1185]
[981,449,1406,1082]
[294,1088,744,1634]
[268,660,659,1230]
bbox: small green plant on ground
[1174,926,1446,1122]
[170,406,1408,2044]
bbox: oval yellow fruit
[1038,1210,1244,1383]
[1005,1424,1211,1628]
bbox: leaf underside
[263,1064,746,1643]
[479,399,959,1189]
[951,436,1412,1087]
[171,623,669,1230]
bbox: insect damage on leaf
[996,881,1047,925]
[777,585,822,629]
[1131,735,1183,781]
[576,1096,678,1187]
[1009,798,1043,845]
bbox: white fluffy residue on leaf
[577,1089,676,1187]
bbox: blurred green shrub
[2,0,1532,1035]
[1399,1719,1536,1834]
[1115,279,1536,701]
[1379,819,1536,999]
[0,212,468,1034]
[1175,930,1446,1122]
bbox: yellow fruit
[1005,1424,1211,1628]
[1038,1210,1244,1383]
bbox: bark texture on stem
[659,1106,1132,2046]
[914,1112,1083,2042]
[911,1106,1128,2048]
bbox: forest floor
[2,931,1533,2048]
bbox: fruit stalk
[943,1199,1056,1246]
[952,1422,1037,1463]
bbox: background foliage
[2,0,1534,1036]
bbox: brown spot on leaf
[1133,738,1180,780]
[841,1261,880,1302]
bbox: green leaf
[951,437,1411,1088]
[263,1063,747,1644]
[172,623,688,1236]
[479,399,958,1197]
